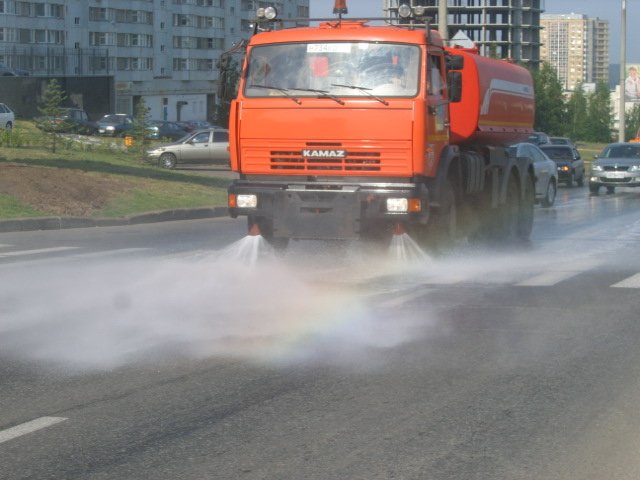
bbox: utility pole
[438,0,448,44]
[619,0,627,142]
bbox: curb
[0,206,230,233]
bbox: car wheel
[5,121,12,130]
[606,186,615,194]
[566,173,574,187]
[589,183,600,195]
[541,179,557,207]
[159,152,177,169]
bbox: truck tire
[497,174,520,242]
[516,173,535,240]
[424,178,458,252]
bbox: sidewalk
[0,207,229,233]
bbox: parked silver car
[147,128,230,168]
[590,143,640,194]
[508,142,559,208]
[0,102,15,129]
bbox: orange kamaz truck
[224,2,536,250]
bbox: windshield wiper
[247,84,301,104]
[331,83,389,105]
[288,87,345,105]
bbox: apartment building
[383,0,543,67]
[540,13,609,91]
[0,0,309,120]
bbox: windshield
[600,145,640,158]
[244,42,420,98]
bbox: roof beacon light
[264,6,278,20]
[398,3,412,18]
[333,0,348,15]
[413,5,426,17]
[256,7,265,18]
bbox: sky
[309,0,639,63]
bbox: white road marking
[516,270,582,287]
[0,246,79,258]
[612,273,640,289]
[0,417,67,445]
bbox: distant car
[549,136,575,147]
[147,128,230,168]
[0,62,29,76]
[507,142,558,208]
[0,102,15,130]
[540,144,585,187]
[35,107,97,135]
[96,114,134,137]
[590,142,640,194]
[527,131,550,145]
[176,119,213,132]
[146,120,188,141]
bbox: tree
[38,79,67,153]
[585,81,613,143]
[130,97,151,162]
[565,82,589,141]
[215,56,240,128]
[625,103,640,141]
[531,62,566,136]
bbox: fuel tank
[447,47,535,146]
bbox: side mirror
[447,71,462,103]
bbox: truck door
[426,52,449,175]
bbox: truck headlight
[235,194,258,208]
[386,198,421,213]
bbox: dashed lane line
[0,417,67,445]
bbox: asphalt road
[2,185,640,479]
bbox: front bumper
[589,171,640,187]
[228,178,430,240]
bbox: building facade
[0,0,309,121]
[540,13,609,91]
[383,0,543,67]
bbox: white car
[507,142,559,208]
[0,102,15,130]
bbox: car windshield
[101,115,127,123]
[244,42,420,98]
[600,145,640,158]
[541,147,573,159]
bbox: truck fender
[427,145,460,208]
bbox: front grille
[270,143,381,172]
[604,177,632,183]
[603,165,629,171]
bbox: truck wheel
[576,173,584,187]
[517,173,535,240]
[541,178,556,207]
[159,152,177,169]
[606,186,615,194]
[589,184,599,195]
[425,178,458,252]
[496,174,520,242]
